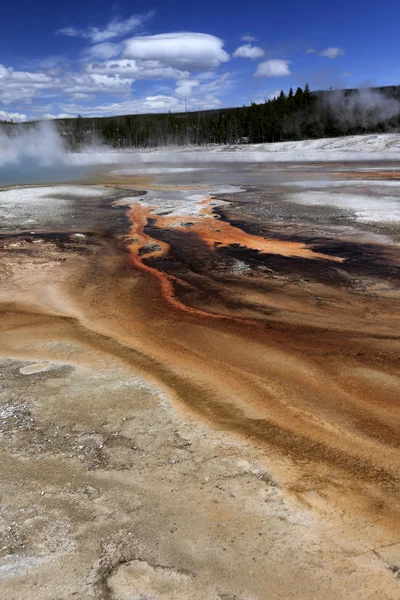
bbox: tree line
[2,84,400,149]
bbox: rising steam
[0,121,67,167]
[324,88,400,130]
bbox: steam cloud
[324,88,400,129]
[0,122,66,167]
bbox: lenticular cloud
[123,32,230,70]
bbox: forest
[2,85,400,149]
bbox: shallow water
[0,162,93,186]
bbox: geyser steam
[324,88,400,130]
[0,121,66,167]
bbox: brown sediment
[331,171,400,180]
[84,194,400,501]
[2,231,399,490]
[120,188,399,509]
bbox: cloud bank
[0,18,234,120]
[0,12,350,121]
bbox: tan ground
[0,175,399,599]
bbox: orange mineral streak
[127,195,344,316]
[127,203,214,318]
[157,196,344,262]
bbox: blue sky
[0,0,399,121]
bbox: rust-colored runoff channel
[126,195,343,316]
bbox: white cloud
[0,64,56,104]
[85,59,188,80]
[175,79,200,97]
[200,94,221,109]
[72,93,93,100]
[196,72,232,95]
[173,72,232,100]
[62,96,183,117]
[42,112,73,120]
[58,13,153,43]
[0,61,135,107]
[4,69,52,84]
[62,92,222,117]
[268,89,281,100]
[85,42,121,60]
[0,109,28,122]
[0,32,232,117]
[89,73,131,88]
[255,59,291,77]
[233,44,264,59]
[0,23,243,119]
[64,73,134,95]
[241,34,256,42]
[35,56,67,70]
[319,47,344,59]
[251,89,282,103]
[174,72,232,98]
[305,48,316,54]
[343,72,352,77]
[123,32,230,71]
[57,27,79,38]
[197,71,217,80]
